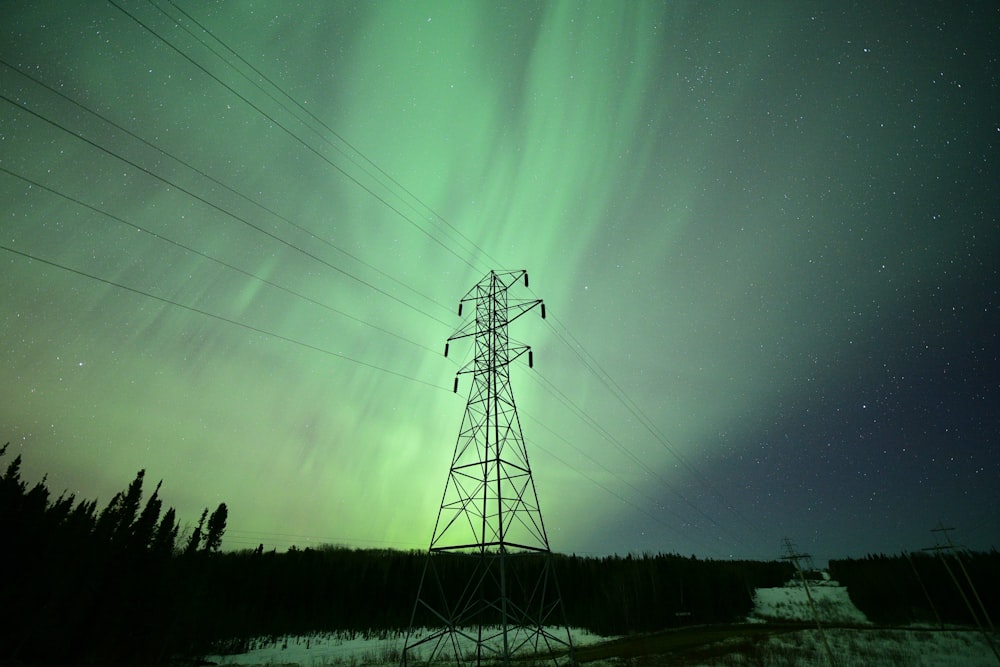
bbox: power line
[1,242,449,392]
[523,426,726,556]
[542,312,768,540]
[0,56,459,322]
[523,314,770,552]
[106,0,484,275]
[156,0,501,272]
[0,165,443,358]
[0,93,453,329]
[524,365,758,554]
[24,4,753,556]
[6,4,771,559]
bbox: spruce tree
[131,480,163,552]
[152,506,179,556]
[95,491,124,542]
[203,503,228,553]
[112,469,145,545]
[185,507,208,555]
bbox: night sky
[1,1,997,563]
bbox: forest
[829,550,1000,626]
[2,444,997,666]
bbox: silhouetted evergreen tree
[65,497,99,540]
[113,468,146,545]
[204,502,228,553]
[131,479,163,552]
[94,488,124,542]
[153,506,179,556]
[185,507,209,555]
[0,445,226,666]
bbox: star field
[0,1,997,561]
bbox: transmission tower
[924,525,999,663]
[401,270,574,667]
[781,537,836,667]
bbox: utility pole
[931,524,995,632]
[782,538,836,667]
[904,551,942,628]
[401,270,573,667]
[924,525,999,664]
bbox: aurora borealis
[1,1,996,562]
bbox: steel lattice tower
[401,270,574,667]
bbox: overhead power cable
[9,3,769,557]
[543,313,769,542]
[99,5,743,552]
[0,58,456,322]
[0,173,691,551]
[0,93,452,330]
[150,1,770,554]
[106,0,483,275]
[1,243,449,392]
[0,166,442,358]
[524,364,758,553]
[156,0,501,272]
[522,424,724,556]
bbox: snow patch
[749,579,870,625]
[205,627,605,666]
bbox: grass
[571,625,998,667]
[201,624,998,667]
[571,623,808,663]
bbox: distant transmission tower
[401,270,574,667]
[782,538,836,667]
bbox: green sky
[1,1,996,560]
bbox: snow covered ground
[204,627,604,666]
[204,580,998,666]
[747,578,870,624]
[714,577,997,666]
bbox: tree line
[830,550,1000,626]
[187,545,793,647]
[1,443,795,664]
[6,443,997,666]
[0,443,227,665]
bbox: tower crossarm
[503,298,545,325]
[445,299,544,347]
[453,343,533,376]
[456,269,530,303]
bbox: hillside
[748,577,870,625]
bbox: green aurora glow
[1,1,997,560]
